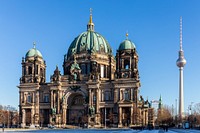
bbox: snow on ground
[137,130,159,133]
[170,129,200,133]
[3,129,200,133]
[138,129,200,133]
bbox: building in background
[18,12,153,128]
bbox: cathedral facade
[18,13,153,128]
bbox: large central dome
[66,14,112,59]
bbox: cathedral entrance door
[25,109,31,126]
[122,107,131,127]
[67,93,86,126]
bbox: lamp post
[7,105,10,128]
[105,107,106,129]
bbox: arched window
[28,66,32,75]
[104,91,111,101]
[124,60,130,70]
[81,64,86,74]
[124,90,129,101]
[35,65,38,74]
[125,65,129,69]
[23,66,26,75]
[44,94,49,103]
[93,95,96,103]
[40,68,43,77]
[86,64,90,74]
[27,94,32,103]
[101,65,104,78]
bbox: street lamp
[7,105,10,128]
[105,107,106,129]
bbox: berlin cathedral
[18,12,154,128]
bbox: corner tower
[176,17,186,119]
[18,43,46,128]
[113,33,141,127]
[116,33,139,79]
[20,43,46,83]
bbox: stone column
[96,89,99,113]
[102,89,104,101]
[118,107,122,127]
[105,66,107,78]
[131,107,133,125]
[122,59,124,69]
[95,89,100,125]
[26,66,28,75]
[51,90,53,108]
[114,88,118,103]
[31,108,35,125]
[21,109,26,128]
[38,64,40,75]
[89,89,92,106]
[62,104,67,126]
[120,89,123,101]
[19,92,22,104]
[22,66,24,76]
[35,91,39,125]
[131,89,133,101]
[91,90,94,106]
[145,110,148,126]
[57,90,60,114]
[24,93,27,104]
[32,92,35,105]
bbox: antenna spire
[180,17,183,51]
[90,8,92,16]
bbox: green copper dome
[66,13,112,59]
[118,39,136,51]
[67,31,112,58]
[25,46,43,58]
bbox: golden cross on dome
[126,31,129,39]
[33,42,36,48]
[90,8,92,15]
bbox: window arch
[40,68,43,77]
[104,91,111,101]
[124,59,130,70]
[124,89,129,101]
[81,64,86,74]
[27,94,32,103]
[28,66,32,75]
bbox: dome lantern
[87,8,94,31]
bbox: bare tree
[156,105,173,126]
[190,103,200,127]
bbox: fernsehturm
[176,17,186,119]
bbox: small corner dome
[25,46,43,58]
[118,39,136,51]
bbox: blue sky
[0,0,200,113]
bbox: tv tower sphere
[176,52,186,68]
